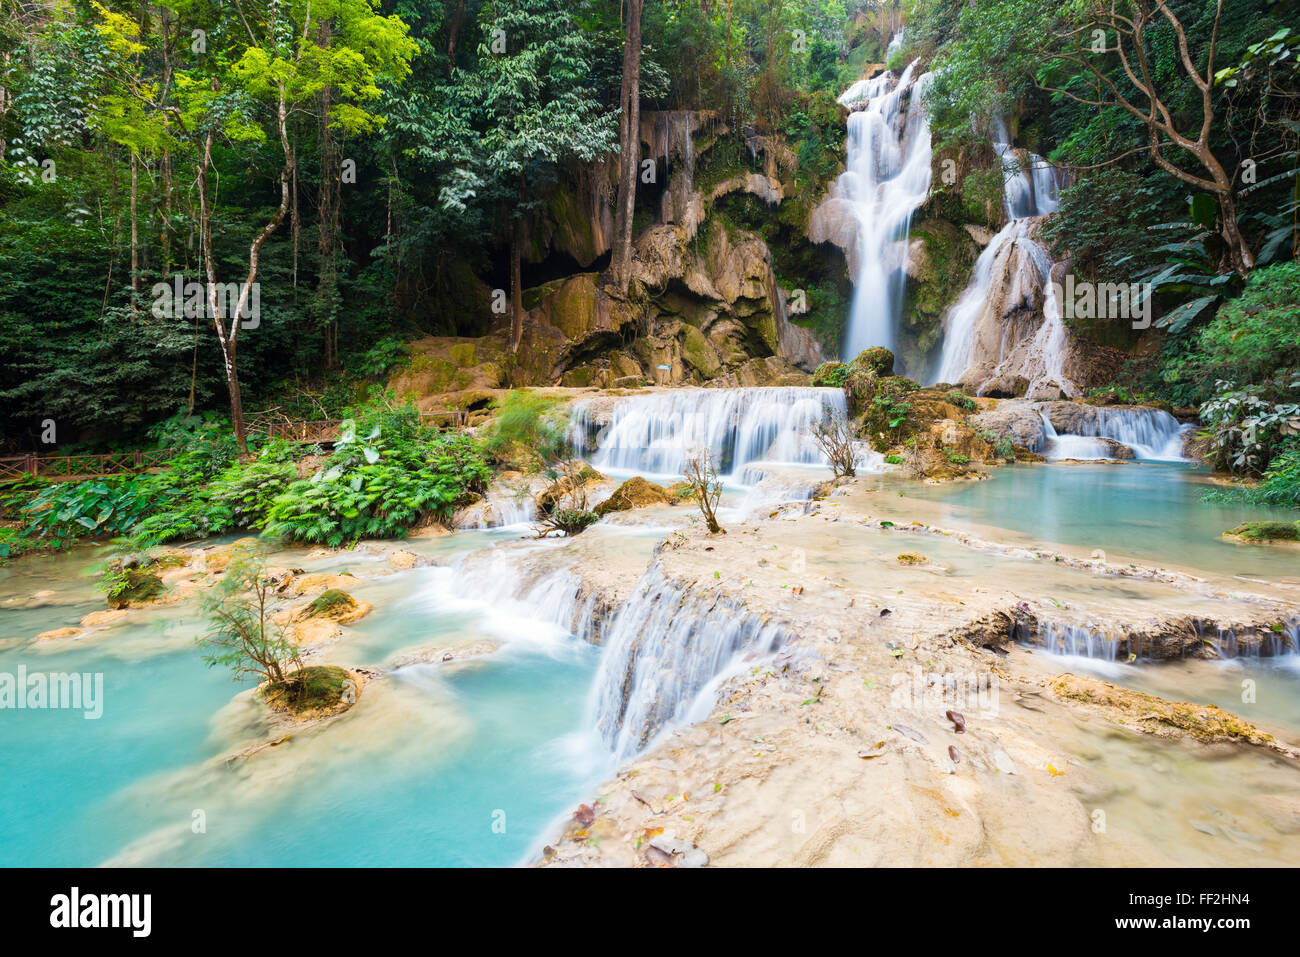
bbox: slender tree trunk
[510,217,524,354]
[316,80,341,367]
[611,0,643,293]
[446,0,465,77]
[129,151,140,318]
[198,84,293,456]
[291,131,299,296]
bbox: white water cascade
[569,386,852,480]
[1040,407,1191,461]
[586,565,790,761]
[933,121,1075,398]
[812,55,933,363]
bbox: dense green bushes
[1,397,490,557]
[263,418,488,546]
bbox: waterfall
[933,121,1074,398]
[993,117,1060,219]
[815,54,933,363]
[1017,617,1300,662]
[570,386,850,480]
[585,565,790,761]
[1030,622,1121,661]
[1213,620,1300,660]
[456,488,538,529]
[1040,407,1191,462]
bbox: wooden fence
[0,449,178,483]
[261,410,468,443]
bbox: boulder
[297,589,371,625]
[594,477,673,516]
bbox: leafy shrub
[349,336,410,379]
[945,389,976,411]
[1192,262,1300,388]
[12,476,162,552]
[1200,379,1300,475]
[811,361,848,388]
[1205,440,1300,508]
[264,407,488,546]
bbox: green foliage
[1191,263,1300,389]
[11,476,161,552]
[945,390,976,411]
[482,390,568,469]
[1205,441,1300,508]
[349,336,411,380]
[264,398,488,545]
[811,361,848,388]
[1199,380,1300,475]
[546,508,600,536]
[198,544,301,687]
[1224,520,1300,542]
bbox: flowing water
[933,121,1073,397]
[1040,407,1191,461]
[819,56,934,363]
[569,386,857,481]
[0,537,614,866]
[894,462,1300,580]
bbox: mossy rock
[594,477,673,516]
[297,588,370,625]
[811,361,848,388]
[896,552,928,565]
[859,375,922,450]
[852,347,895,377]
[306,589,358,618]
[680,323,723,379]
[106,567,164,609]
[1224,521,1300,544]
[261,665,360,720]
[1050,673,1289,755]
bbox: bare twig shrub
[811,409,857,478]
[682,448,724,534]
[533,458,598,537]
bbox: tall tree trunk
[1218,192,1255,274]
[446,0,466,77]
[510,217,524,354]
[129,151,140,318]
[316,78,341,367]
[611,0,643,294]
[198,84,293,456]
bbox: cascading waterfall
[1024,621,1122,661]
[814,53,933,363]
[1213,620,1300,660]
[585,565,790,761]
[1040,407,1191,461]
[933,120,1074,397]
[570,386,851,480]
[1016,617,1300,662]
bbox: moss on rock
[261,665,361,720]
[594,477,673,516]
[1224,521,1300,544]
